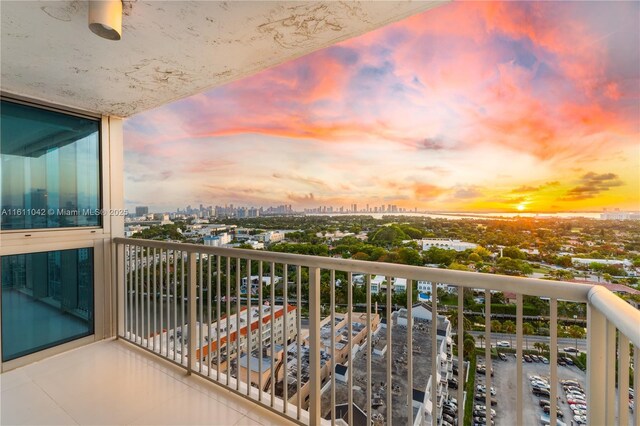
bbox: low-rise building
[418,238,477,252]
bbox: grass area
[532,266,550,274]
[463,350,477,426]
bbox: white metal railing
[114,237,640,426]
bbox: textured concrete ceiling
[1,1,446,117]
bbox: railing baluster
[516,294,523,426]
[173,250,178,362]
[117,243,125,338]
[165,249,170,358]
[188,252,197,374]
[330,269,336,426]
[125,245,131,338]
[634,345,639,426]
[153,248,157,352]
[258,260,264,402]
[215,255,221,381]
[386,275,392,426]
[619,334,630,426]
[296,265,302,421]
[347,271,353,426]
[146,247,151,348]
[135,245,140,343]
[270,262,275,407]
[431,280,438,426]
[457,286,464,423]
[207,254,212,377]
[587,304,606,425]
[236,257,241,392]
[199,253,204,374]
[606,320,616,425]
[484,290,492,423]
[407,279,413,425]
[226,257,231,386]
[366,274,372,426]
[550,298,558,426]
[181,251,186,365]
[283,263,289,412]
[308,266,321,425]
[246,258,252,396]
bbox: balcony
[7,238,640,425]
[2,237,640,425]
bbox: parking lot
[476,353,587,426]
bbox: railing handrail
[114,237,593,302]
[588,285,640,347]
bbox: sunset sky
[124,1,640,213]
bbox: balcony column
[587,303,606,425]
[308,266,321,424]
[116,243,125,337]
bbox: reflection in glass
[1,248,94,361]
[1,100,100,230]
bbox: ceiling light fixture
[88,0,122,41]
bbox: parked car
[539,399,551,408]
[543,405,564,418]
[531,354,540,362]
[557,358,566,366]
[443,413,456,424]
[473,410,495,419]
[474,394,498,405]
[532,381,550,390]
[569,403,587,411]
[523,354,533,362]
[533,388,551,397]
[573,414,587,425]
[474,406,496,416]
[540,356,549,364]
[496,341,511,348]
[476,385,496,396]
[448,378,458,389]
[498,352,508,361]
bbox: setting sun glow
[125,2,640,213]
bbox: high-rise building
[135,206,149,217]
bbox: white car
[570,404,588,411]
[573,415,587,425]
[496,341,511,348]
[532,381,550,390]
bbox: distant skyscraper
[135,206,149,217]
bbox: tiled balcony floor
[1,339,296,425]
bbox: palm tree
[502,320,516,347]
[478,334,485,349]
[464,336,476,358]
[533,342,542,353]
[523,323,535,350]
[448,310,471,333]
[491,320,502,333]
[567,325,586,351]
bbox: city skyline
[124,1,640,213]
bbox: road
[469,331,587,353]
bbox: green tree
[522,323,535,350]
[503,246,526,259]
[448,310,472,332]
[463,336,476,358]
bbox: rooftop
[321,316,435,424]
